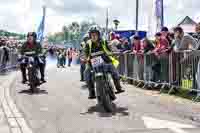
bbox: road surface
[10,57,200,133]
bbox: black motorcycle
[20,51,41,93]
[91,51,116,112]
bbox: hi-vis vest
[87,40,119,68]
[81,42,86,49]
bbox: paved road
[0,75,11,133]
[10,59,200,133]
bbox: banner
[114,30,147,40]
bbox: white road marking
[1,72,33,133]
[40,107,49,112]
[142,116,196,133]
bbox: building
[178,16,197,34]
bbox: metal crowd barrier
[118,51,200,102]
[0,47,18,72]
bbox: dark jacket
[20,41,42,55]
[143,41,155,54]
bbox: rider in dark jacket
[20,32,46,84]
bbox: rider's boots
[21,65,27,84]
[88,81,96,99]
[113,79,125,94]
[39,64,46,83]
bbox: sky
[0,0,200,34]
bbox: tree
[80,21,90,34]
[0,29,25,40]
[62,26,69,41]
[47,20,99,48]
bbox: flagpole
[136,0,139,31]
[161,0,164,27]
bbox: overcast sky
[0,0,200,34]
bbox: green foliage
[48,20,98,44]
[0,29,25,39]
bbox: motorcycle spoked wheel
[28,66,40,93]
[95,75,114,113]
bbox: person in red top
[132,36,142,54]
[67,48,73,67]
[152,32,169,82]
[153,32,169,56]
[161,27,172,44]
[132,35,144,80]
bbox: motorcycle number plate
[28,57,34,62]
[91,56,104,67]
[22,59,26,64]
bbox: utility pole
[106,8,109,37]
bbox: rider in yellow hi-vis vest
[88,39,119,68]
[84,26,124,99]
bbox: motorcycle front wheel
[96,76,113,112]
[28,66,39,93]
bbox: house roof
[178,16,197,26]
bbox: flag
[155,0,164,31]
[37,6,46,43]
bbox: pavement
[1,57,200,133]
[0,73,13,133]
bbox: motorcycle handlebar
[91,51,121,57]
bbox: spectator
[152,32,169,82]
[0,38,10,71]
[122,39,131,51]
[173,26,198,51]
[132,36,142,54]
[192,23,200,96]
[168,33,175,45]
[143,38,155,54]
[161,27,172,45]
[132,35,144,80]
[108,32,122,52]
[67,48,73,67]
[173,27,199,92]
[142,38,155,82]
[168,32,182,86]
[193,22,200,48]
[153,32,169,55]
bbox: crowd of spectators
[1,23,200,95]
[108,24,200,94]
[0,36,23,72]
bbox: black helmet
[89,25,101,38]
[27,32,37,40]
